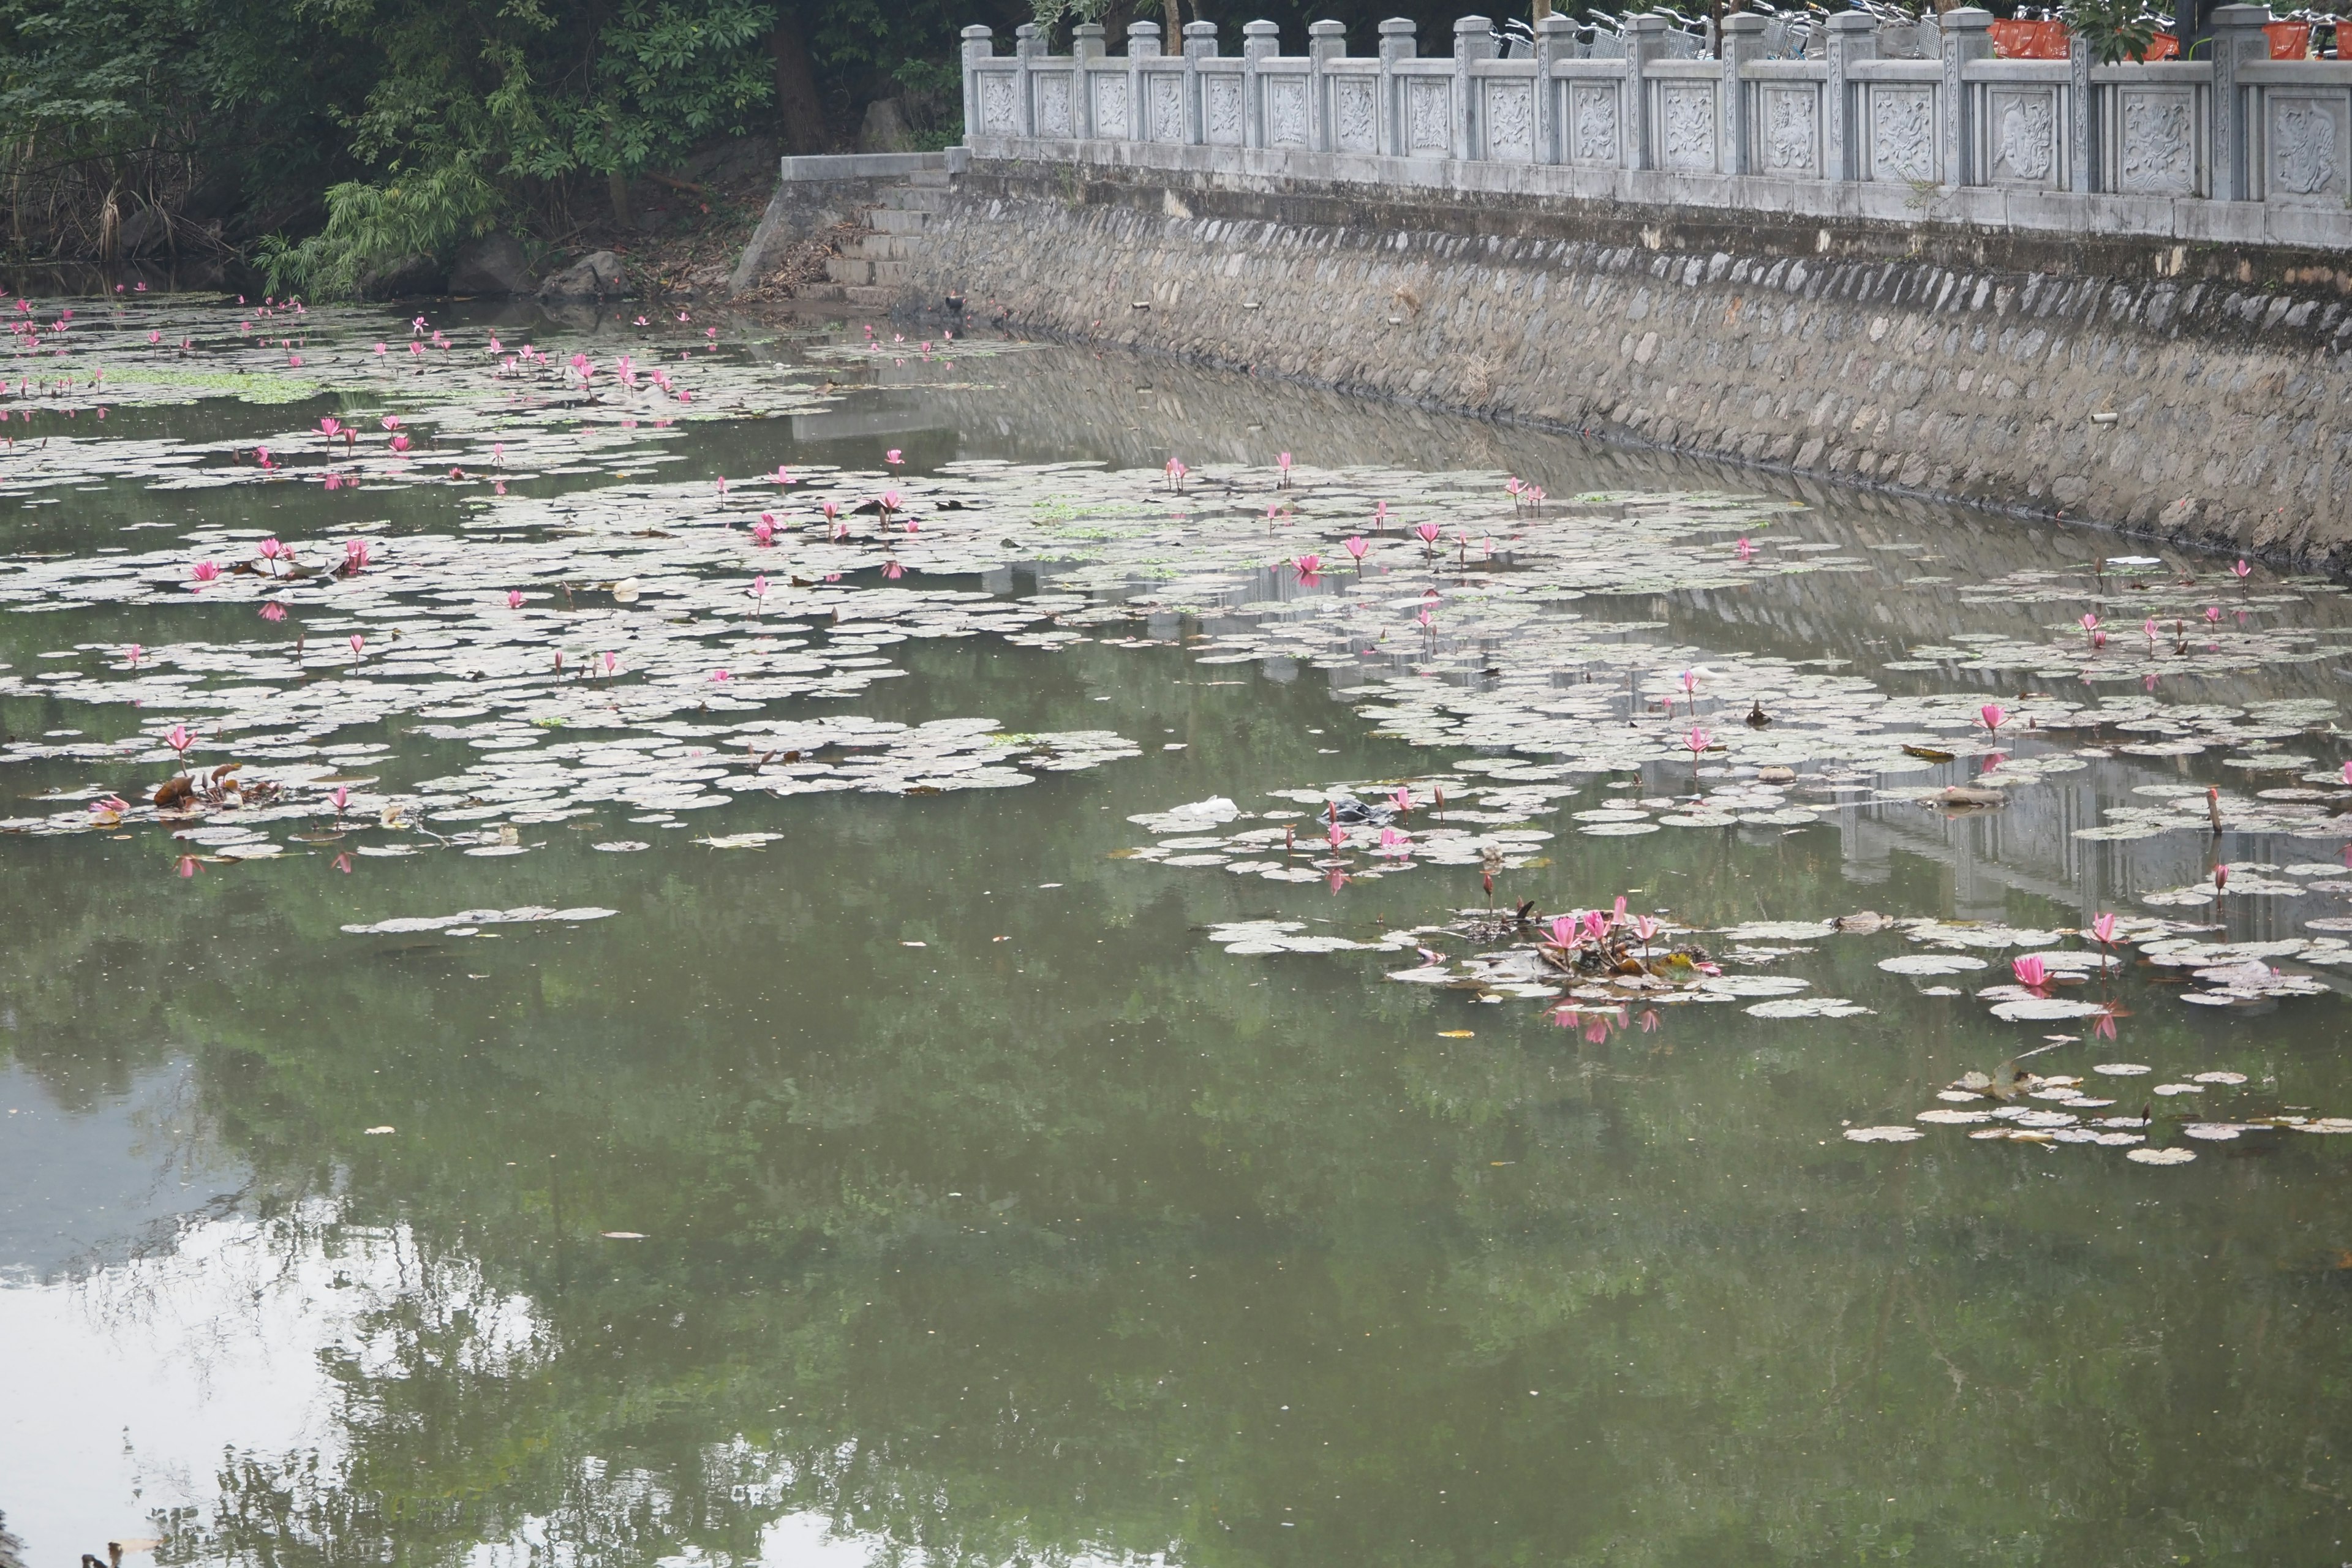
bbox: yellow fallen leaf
[1438,1030,1475,1038]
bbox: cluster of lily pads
[1845,1060,2352,1165]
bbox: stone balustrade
[960,6,2352,249]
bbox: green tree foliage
[0,0,1027,286]
[2062,0,2162,61]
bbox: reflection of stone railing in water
[886,344,2343,927]
[963,5,2352,249]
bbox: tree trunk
[608,168,630,229]
[771,12,828,155]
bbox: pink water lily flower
[2090,912,2118,946]
[1415,521,1441,546]
[1548,914,1578,948]
[1379,826,1409,856]
[190,559,221,585]
[2233,558,2252,581]
[164,723,193,758]
[1294,553,1322,578]
[389,433,410,454]
[260,601,286,622]
[1980,703,2006,734]
[2011,954,2048,989]
[1735,537,1753,560]
[1684,725,1712,760]
[507,589,524,610]
[349,635,364,660]
[1344,536,1368,562]
[884,448,903,467]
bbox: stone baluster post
[960,25,992,144]
[1454,17,1495,161]
[1242,19,1281,149]
[1183,20,1218,144]
[2208,3,2271,201]
[1939,8,1991,187]
[2065,28,2097,192]
[1626,13,1669,170]
[1378,18,1419,157]
[1823,10,1877,181]
[1014,23,1045,137]
[1072,22,1106,138]
[1534,12,1574,162]
[1720,12,1764,173]
[1308,18,1347,152]
[1128,20,1159,143]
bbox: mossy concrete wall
[901,161,2352,567]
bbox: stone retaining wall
[900,161,2352,565]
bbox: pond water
[4,295,2352,1567]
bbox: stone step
[840,284,899,309]
[882,187,951,213]
[907,170,955,187]
[843,232,919,261]
[862,259,919,286]
[825,256,874,285]
[869,206,931,234]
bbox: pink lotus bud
[507,590,524,609]
[1980,703,2006,733]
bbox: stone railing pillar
[1071,21,1105,138]
[1823,10,1877,180]
[1626,13,1669,171]
[1308,18,1347,150]
[1454,16,1495,160]
[1720,12,1765,173]
[2209,3,2269,201]
[960,24,992,141]
[1242,18,1280,148]
[2065,30,2097,192]
[1015,22,1046,136]
[1939,8,1991,186]
[1128,20,1160,142]
[1378,17,1418,157]
[1182,20,1218,144]
[1534,12,1574,162]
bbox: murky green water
[5,298,2352,1568]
